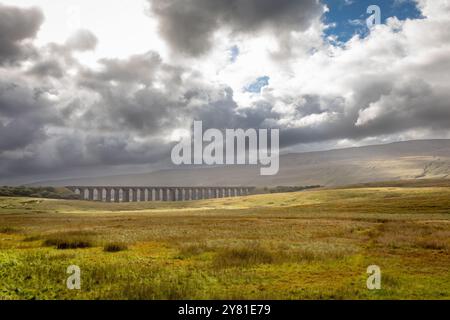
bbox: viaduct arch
[66,186,255,202]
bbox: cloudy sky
[1,0,450,184]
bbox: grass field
[0,183,449,300]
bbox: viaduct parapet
[66,186,256,202]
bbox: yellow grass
[0,184,449,299]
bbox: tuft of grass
[213,244,274,268]
[111,271,213,300]
[43,231,95,250]
[415,239,448,250]
[178,242,211,258]
[211,243,353,268]
[22,235,42,242]
[0,226,21,234]
[103,242,128,252]
[382,273,401,288]
[44,238,93,250]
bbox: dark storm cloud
[0,129,174,181]
[149,0,324,56]
[77,51,187,134]
[354,78,450,134]
[76,50,279,138]
[80,86,184,134]
[0,4,44,64]
[80,52,163,86]
[0,81,60,152]
[25,30,98,80]
[187,88,279,131]
[27,59,64,78]
[0,48,186,180]
[2,2,450,184]
[82,135,173,166]
[0,117,45,151]
[2,44,450,182]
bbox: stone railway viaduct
[66,186,256,202]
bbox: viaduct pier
[66,186,256,202]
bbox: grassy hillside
[0,186,78,200]
[30,139,450,188]
[0,185,449,299]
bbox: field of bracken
[0,182,449,299]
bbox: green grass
[0,181,449,299]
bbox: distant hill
[30,139,450,187]
[0,186,78,199]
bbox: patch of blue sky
[322,0,423,43]
[244,76,270,93]
[229,45,240,63]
